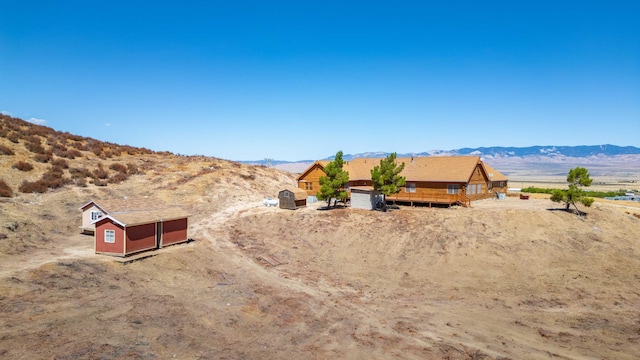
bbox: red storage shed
[93,208,190,257]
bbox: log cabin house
[296,156,508,207]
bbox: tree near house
[317,151,350,207]
[550,167,594,215]
[371,153,406,209]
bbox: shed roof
[92,207,190,227]
[280,188,308,200]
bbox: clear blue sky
[1,1,639,161]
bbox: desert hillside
[1,116,640,359]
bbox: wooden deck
[108,249,160,264]
[386,193,471,207]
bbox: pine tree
[371,153,406,209]
[550,167,594,215]
[317,151,350,207]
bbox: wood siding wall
[95,220,125,255]
[125,223,157,254]
[162,218,189,246]
[298,165,326,195]
[466,164,488,200]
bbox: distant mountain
[442,145,640,158]
[241,145,640,168]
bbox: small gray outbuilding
[350,186,384,210]
[278,188,308,210]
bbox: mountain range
[242,144,640,170]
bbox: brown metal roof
[481,162,509,181]
[98,207,190,227]
[295,160,331,181]
[345,156,486,182]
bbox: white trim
[104,229,115,243]
[91,215,126,227]
[90,210,103,221]
[79,200,108,213]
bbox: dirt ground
[1,166,640,359]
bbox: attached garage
[93,208,190,257]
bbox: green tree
[550,167,594,214]
[317,151,350,207]
[371,153,406,209]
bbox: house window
[477,184,483,193]
[104,229,115,243]
[305,182,313,191]
[91,211,102,221]
[448,184,459,194]
[284,192,290,198]
[468,184,476,195]
[405,183,416,193]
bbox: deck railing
[386,192,467,206]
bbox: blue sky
[1,1,639,161]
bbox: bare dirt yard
[1,165,640,359]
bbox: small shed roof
[92,207,190,227]
[280,188,308,200]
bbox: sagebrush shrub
[69,167,92,179]
[0,179,12,197]
[75,177,88,187]
[108,172,129,184]
[25,141,45,154]
[33,151,53,163]
[51,158,69,169]
[40,166,67,189]
[12,161,34,171]
[0,144,15,155]
[19,180,48,193]
[0,145,15,155]
[93,165,109,179]
[71,141,87,151]
[127,163,140,175]
[109,163,128,173]
[7,133,20,143]
[92,179,108,187]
